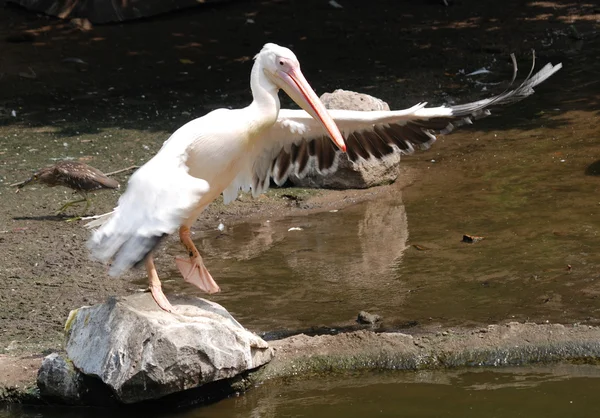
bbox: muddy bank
[0,174,413,357]
[2,321,600,405]
[258,322,600,380]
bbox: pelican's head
[256,43,346,152]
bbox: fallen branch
[105,165,139,176]
[9,179,29,188]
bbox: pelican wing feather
[245,58,562,194]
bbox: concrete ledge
[253,323,600,381]
[2,322,600,405]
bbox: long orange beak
[277,66,346,152]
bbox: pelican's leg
[146,255,175,313]
[175,226,221,294]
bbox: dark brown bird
[16,161,120,215]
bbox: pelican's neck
[247,62,280,131]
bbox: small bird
[16,161,120,215]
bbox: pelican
[87,43,562,312]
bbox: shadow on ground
[0,0,597,138]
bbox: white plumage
[87,44,562,312]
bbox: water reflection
[196,219,281,262]
[167,191,410,332]
[198,194,408,284]
[6,365,600,418]
[186,365,600,418]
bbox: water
[168,196,410,333]
[161,98,600,334]
[5,366,600,417]
[201,367,600,418]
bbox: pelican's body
[88,43,562,312]
[138,107,262,223]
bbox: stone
[42,294,273,404]
[37,353,84,404]
[320,89,390,112]
[357,311,382,325]
[37,353,116,405]
[289,89,401,189]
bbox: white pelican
[87,43,562,312]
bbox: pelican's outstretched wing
[86,157,209,276]
[241,58,562,197]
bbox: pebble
[357,311,382,325]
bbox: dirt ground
[0,0,598,395]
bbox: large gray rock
[38,294,272,404]
[290,89,401,189]
[320,89,390,112]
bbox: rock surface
[357,311,382,325]
[290,89,401,189]
[37,353,85,404]
[320,89,390,112]
[38,294,273,404]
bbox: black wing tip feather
[269,54,561,181]
[130,233,168,269]
[435,56,562,137]
[348,55,561,163]
[450,56,562,116]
